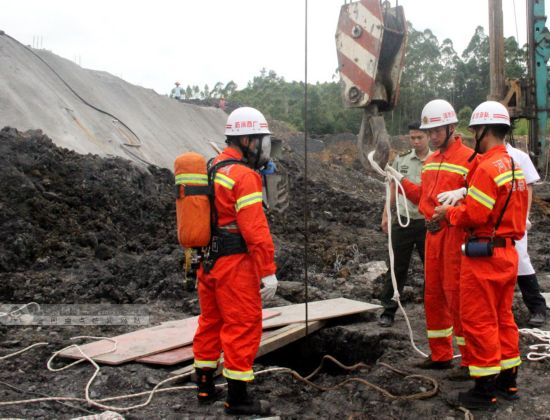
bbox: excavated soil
[1,127,550,419]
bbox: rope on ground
[0,342,49,360]
[0,342,439,413]
[0,303,48,360]
[256,355,438,401]
[519,328,550,360]
[367,151,428,358]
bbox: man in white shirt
[506,142,547,327]
[170,82,184,101]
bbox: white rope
[519,328,550,360]
[367,151,427,358]
[0,342,49,360]
[0,301,41,318]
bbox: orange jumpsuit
[193,147,276,381]
[446,145,527,376]
[401,135,477,363]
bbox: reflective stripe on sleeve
[455,336,465,346]
[467,186,496,209]
[494,169,525,187]
[427,326,453,338]
[223,368,254,381]
[469,365,501,377]
[175,173,208,185]
[193,359,219,369]
[423,162,469,176]
[235,192,263,212]
[500,356,521,370]
[214,173,236,190]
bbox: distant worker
[192,107,277,416]
[386,99,476,373]
[379,122,432,327]
[506,142,547,327]
[219,96,226,111]
[170,81,184,101]
[433,101,527,409]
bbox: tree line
[181,24,526,136]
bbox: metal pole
[488,0,505,100]
[304,0,309,336]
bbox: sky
[2,0,530,96]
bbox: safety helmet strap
[468,125,489,162]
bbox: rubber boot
[196,368,222,404]
[447,365,470,381]
[458,375,497,410]
[224,378,271,416]
[496,366,519,400]
[415,355,452,370]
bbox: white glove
[260,274,278,300]
[526,218,532,231]
[437,187,467,206]
[385,165,404,182]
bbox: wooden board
[170,321,325,376]
[261,297,380,329]
[58,310,280,365]
[542,292,550,309]
[138,321,323,366]
[139,297,378,366]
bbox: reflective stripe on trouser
[460,247,520,377]
[424,226,468,363]
[193,359,219,369]
[193,253,262,380]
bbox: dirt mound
[0,127,184,304]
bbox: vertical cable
[304,0,309,336]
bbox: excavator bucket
[335,0,407,169]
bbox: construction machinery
[335,0,407,170]
[491,0,550,173]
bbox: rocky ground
[1,126,550,419]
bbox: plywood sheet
[137,323,299,366]
[58,310,279,365]
[170,321,325,375]
[262,298,380,329]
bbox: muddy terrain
[1,126,550,419]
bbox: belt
[492,237,515,248]
[468,236,515,247]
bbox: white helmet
[224,107,271,136]
[420,99,458,129]
[469,101,510,127]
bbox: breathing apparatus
[224,106,272,170]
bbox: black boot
[224,378,271,416]
[195,368,222,404]
[415,355,452,370]
[458,375,497,410]
[496,366,519,400]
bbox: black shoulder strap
[207,158,247,232]
[494,157,515,233]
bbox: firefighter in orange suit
[386,99,477,373]
[433,101,528,409]
[192,107,277,416]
